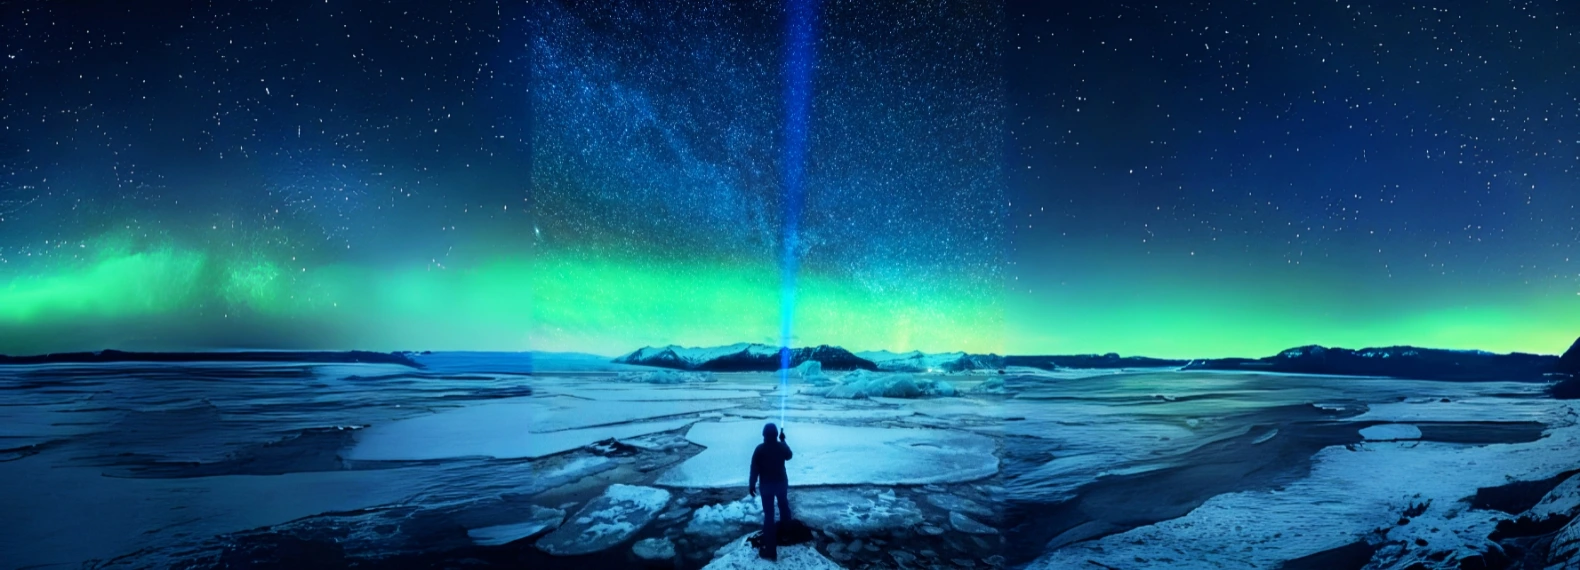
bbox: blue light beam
[779,0,818,427]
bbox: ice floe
[924,493,994,517]
[1360,423,1423,441]
[466,505,564,546]
[656,421,998,487]
[348,396,735,460]
[535,484,670,556]
[701,533,843,569]
[794,488,923,534]
[633,537,677,560]
[949,511,998,535]
[685,495,762,539]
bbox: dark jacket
[749,439,794,486]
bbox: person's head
[763,422,778,441]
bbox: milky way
[0,0,1005,355]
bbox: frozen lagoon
[0,359,1575,569]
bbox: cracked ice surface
[1028,402,1580,569]
[347,396,735,461]
[656,420,998,488]
[535,484,671,556]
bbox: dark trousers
[759,480,792,552]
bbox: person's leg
[761,485,778,553]
[776,484,792,523]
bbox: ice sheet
[1028,413,1580,569]
[350,417,696,460]
[535,484,670,556]
[657,421,998,487]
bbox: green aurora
[3,239,1575,358]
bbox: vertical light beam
[779,0,818,427]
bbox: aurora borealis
[2,1,1577,358]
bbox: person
[748,422,793,560]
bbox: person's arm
[748,447,760,496]
[782,441,793,461]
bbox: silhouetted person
[749,422,793,561]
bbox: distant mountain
[1184,345,1557,381]
[1552,337,1580,399]
[0,349,423,368]
[612,343,876,371]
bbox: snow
[624,343,781,367]
[1027,411,1580,569]
[948,511,998,535]
[684,495,762,539]
[632,537,676,560]
[466,505,565,546]
[793,488,923,534]
[348,395,733,460]
[1530,472,1580,519]
[535,484,671,556]
[1359,423,1423,441]
[701,533,843,570]
[656,421,998,488]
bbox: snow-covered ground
[0,358,1574,569]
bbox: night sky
[1,0,1576,358]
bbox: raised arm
[782,441,793,461]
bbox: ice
[615,370,716,384]
[685,495,761,539]
[1553,519,1580,568]
[701,533,843,570]
[535,484,670,556]
[1360,423,1422,441]
[924,493,994,517]
[536,385,761,401]
[466,505,565,546]
[632,537,677,560]
[348,396,735,460]
[792,360,828,381]
[1027,416,1580,569]
[794,488,923,534]
[1531,472,1580,519]
[949,511,998,535]
[969,377,1011,394]
[656,421,998,487]
[855,350,974,373]
[728,408,914,421]
[805,370,957,399]
[351,417,695,460]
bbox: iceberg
[1359,423,1422,441]
[656,421,998,487]
[535,484,671,556]
[632,537,677,560]
[805,370,957,399]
